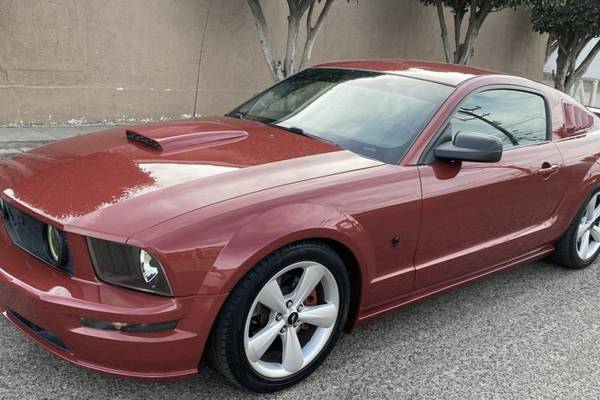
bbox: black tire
[552,188,600,269]
[206,241,350,393]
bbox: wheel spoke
[292,264,324,307]
[586,194,598,221]
[282,328,304,373]
[299,303,338,328]
[578,223,588,240]
[593,205,600,222]
[257,280,288,314]
[580,230,591,258]
[247,320,284,362]
[591,226,600,242]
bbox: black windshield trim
[311,66,458,89]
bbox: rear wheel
[552,189,600,269]
[207,242,350,392]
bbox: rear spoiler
[588,106,600,118]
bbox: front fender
[212,203,374,294]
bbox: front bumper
[0,232,227,381]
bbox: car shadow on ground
[1,259,599,400]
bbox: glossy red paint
[0,60,599,380]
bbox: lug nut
[294,322,300,328]
[275,314,283,321]
[280,326,288,334]
[286,300,293,308]
[297,305,304,312]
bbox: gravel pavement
[1,127,600,399]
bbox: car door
[414,88,569,289]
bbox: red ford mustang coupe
[0,60,599,392]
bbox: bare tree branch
[575,39,600,80]
[425,0,511,66]
[300,0,336,70]
[545,35,558,63]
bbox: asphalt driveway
[1,259,600,399]
[1,128,600,399]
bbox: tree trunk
[248,0,340,81]
[554,51,567,92]
[283,14,301,76]
[454,3,491,65]
[435,1,451,63]
[247,0,284,81]
[564,51,578,94]
[554,37,595,94]
[452,11,464,63]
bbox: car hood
[0,117,382,242]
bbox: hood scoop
[126,130,163,150]
[126,122,248,152]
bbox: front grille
[2,202,72,273]
[7,310,70,353]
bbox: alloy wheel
[243,261,339,379]
[577,193,600,260]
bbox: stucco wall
[0,0,547,126]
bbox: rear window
[231,68,454,164]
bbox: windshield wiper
[282,126,306,135]
[268,123,340,147]
[227,111,246,119]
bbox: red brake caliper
[301,289,318,329]
[304,289,318,306]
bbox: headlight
[87,237,173,296]
[0,198,7,220]
[44,223,68,267]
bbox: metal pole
[590,80,599,106]
[578,81,586,103]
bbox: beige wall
[0,0,547,126]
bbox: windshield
[230,68,454,164]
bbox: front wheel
[207,242,350,392]
[552,189,600,269]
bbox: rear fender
[554,159,600,239]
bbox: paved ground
[1,127,600,399]
[0,126,111,160]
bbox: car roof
[313,59,502,86]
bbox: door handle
[537,163,559,178]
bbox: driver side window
[451,89,548,149]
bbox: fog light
[81,318,177,333]
[44,223,68,266]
